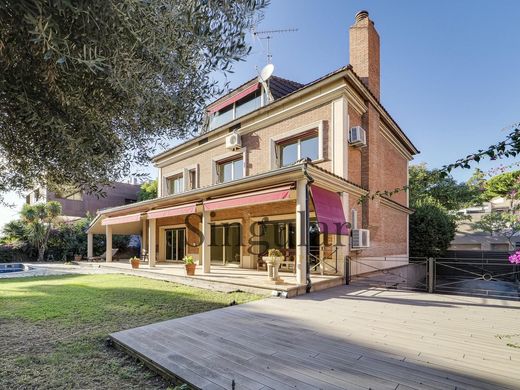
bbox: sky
[1,0,519,227]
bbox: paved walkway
[111,286,520,390]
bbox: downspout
[302,162,314,293]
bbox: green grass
[0,274,260,389]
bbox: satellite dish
[259,63,275,82]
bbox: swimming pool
[0,263,28,273]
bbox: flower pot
[185,263,196,276]
[74,255,82,262]
[263,256,284,281]
[130,259,140,269]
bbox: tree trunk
[37,246,45,262]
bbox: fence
[346,255,520,300]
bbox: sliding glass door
[210,224,241,265]
[165,228,185,261]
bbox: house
[449,197,520,251]
[87,11,418,286]
[26,182,141,220]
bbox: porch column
[201,210,211,273]
[295,179,308,285]
[148,218,156,267]
[87,232,93,259]
[141,219,148,256]
[105,225,113,262]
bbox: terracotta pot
[130,259,140,269]
[185,263,196,276]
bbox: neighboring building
[450,197,520,251]
[87,11,419,285]
[26,182,141,220]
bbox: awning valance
[204,186,292,211]
[147,203,197,219]
[101,213,142,226]
[310,185,350,235]
[208,83,260,114]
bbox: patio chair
[88,248,118,262]
[279,248,296,273]
[257,251,268,271]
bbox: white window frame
[212,149,247,185]
[270,120,325,169]
[351,209,358,230]
[164,169,184,196]
[183,164,199,192]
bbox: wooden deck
[110,286,520,390]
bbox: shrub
[410,202,456,258]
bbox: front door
[210,224,241,265]
[165,228,185,261]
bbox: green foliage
[409,163,479,211]
[137,179,158,201]
[442,124,520,174]
[267,248,283,257]
[409,202,456,257]
[473,210,520,248]
[19,201,62,261]
[183,255,195,265]
[481,170,520,201]
[0,0,268,201]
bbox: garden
[0,273,259,389]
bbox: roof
[152,64,419,162]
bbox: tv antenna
[252,27,298,64]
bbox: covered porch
[86,164,366,290]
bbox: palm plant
[20,201,62,261]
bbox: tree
[473,210,520,250]
[409,163,479,211]
[20,201,62,261]
[138,180,158,201]
[409,202,457,257]
[482,170,520,201]
[0,1,267,200]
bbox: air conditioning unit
[349,126,366,146]
[225,132,242,150]
[351,229,370,249]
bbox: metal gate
[434,258,520,299]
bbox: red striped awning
[204,186,292,211]
[310,185,350,235]
[101,213,142,226]
[147,203,197,219]
[208,83,260,114]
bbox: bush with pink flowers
[509,250,520,264]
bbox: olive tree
[0,0,267,200]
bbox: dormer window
[208,84,263,130]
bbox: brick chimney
[349,10,380,99]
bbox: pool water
[0,264,26,273]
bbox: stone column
[295,179,308,285]
[201,210,211,273]
[148,218,156,267]
[105,225,113,262]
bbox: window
[278,133,319,167]
[351,209,358,230]
[188,169,197,190]
[208,88,263,130]
[34,189,40,202]
[166,174,183,195]
[217,157,243,183]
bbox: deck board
[111,286,520,389]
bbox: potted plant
[262,249,284,282]
[130,256,140,269]
[183,255,196,276]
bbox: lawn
[0,274,260,389]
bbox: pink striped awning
[147,203,197,219]
[101,213,142,226]
[204,186,292,211]
[310,185,350,235]
[208,83,260,114]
